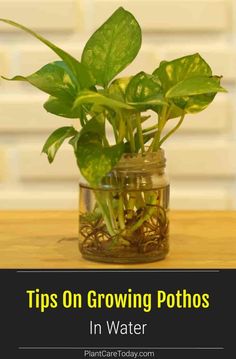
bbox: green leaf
[108,77,132,102]
[125,72,166,110]
[173,92,218,113]
[168,76,226,113]
[80,115,105,137]
[42,126,77,163]
[3,61,77,101]
[73,90,134,111]
[68,133,81,153]
[153,53,226,115]
[44,96,82,118]
[153,53,212,93]
[0,18,94,88]
[69,115,106,152]
[76,132,124,186]
[81,7,142,87]
[166,76,226,98]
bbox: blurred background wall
[0,0,235,210]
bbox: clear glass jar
[79,149,169,263]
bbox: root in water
[79,205,169,259]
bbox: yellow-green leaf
[81,7,141,87]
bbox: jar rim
[116,148,166,169]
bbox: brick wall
[0,0,235,210]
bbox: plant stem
[80,116,85,127]
[127,193,136,218]
[129,192,157,232]
[149,130,160,152]
[108,192,119,230]
[118,195,125,230]
[150,105,168,151]
[95,192,116,236]
[117,110,126,142]
[98,112,110,147]
[135,112,144,153]
[103,136,110,147]
[142,124,158,133]
[127,118,135,152]
[107,112,118,143]
[159,113,185,146]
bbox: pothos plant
[0,8,226,261]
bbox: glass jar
[79,149,169,263]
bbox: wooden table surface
[0,211,235,268]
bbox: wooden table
[0,211,235,268]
